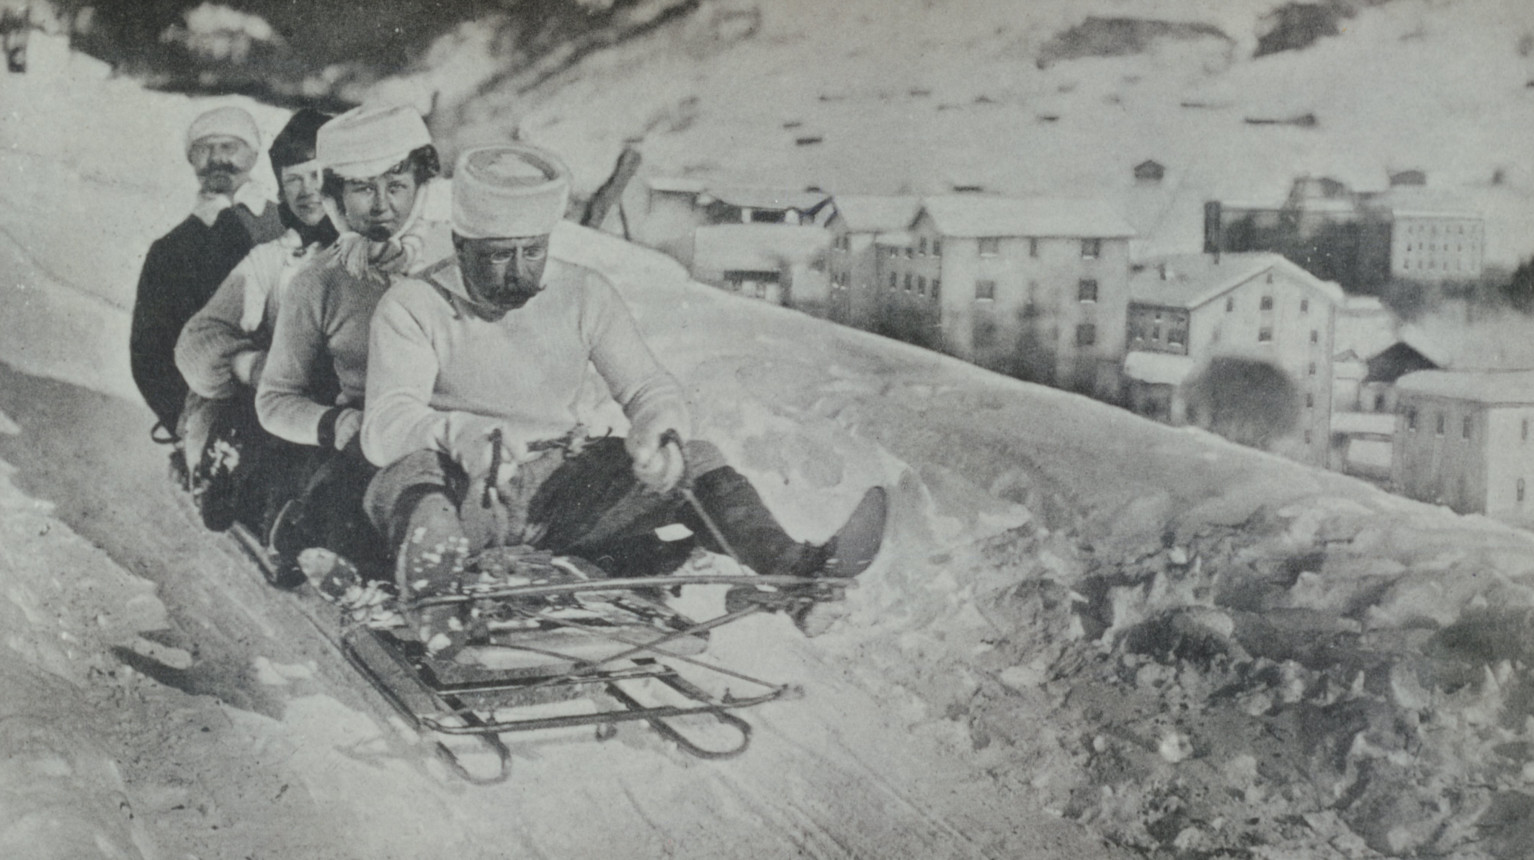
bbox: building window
[905,246,914,259]
[976,279,996,301]
[979,237,1000,257]
[1304,430,1312,444]
[931,279,941,300]
[1078,279,1098,302]
[1076,324,1097,347]
[1520,478,1527,503]
[1310,330,1319,344]
[1258,327,1273,343]
[1260,295,1273,311]
[889,272,897,289]
[1300,299,1309,313]
[1463,415,1472,439]
[1308,361,1317,376]
[1407,407,1417,431]
[917,276,927,296]
[973,317,997,349]
[1305,393,1314,408]
[904,273,912,291]
[933,240,942,257]
[919,237,928,256]
[1524,418,1530,441]
[1436,413,1445,435]
[1226,296,1234,313]
[1081,238,1101,259]
[1152,325,1161,341]
[1029,238,1039,258]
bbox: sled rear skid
[227,524,845,783]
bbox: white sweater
[362,256,690,470]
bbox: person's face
[456,235,551,316]
[339,167,420,240]
[279,162,327,227]
[188,135,257,196]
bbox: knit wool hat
[185,106,261,155]
[451,144,572,239]
[316,103,432,180]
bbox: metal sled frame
[337,572,847,782]
[227,524,843,783]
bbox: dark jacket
[130,201,282,432]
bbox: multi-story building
[634,179,834,269]
[1122,252,1345,467]
[825,196,920,329]
[1393,370,1534,527]
[1203,175,1484,291]
[870,195,1133,397]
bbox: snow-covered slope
[9,20,1534,859]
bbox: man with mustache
[130,106,282,478]
[356,144,885,651]
[255,103,450,582]
[174,108,339,539]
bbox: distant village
[613,165,1534,531]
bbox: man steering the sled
[351,143,883,651]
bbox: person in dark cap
[174,108,339,540]
[130,106,282,471]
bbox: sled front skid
[340,625,782,765]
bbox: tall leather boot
[686,466,812,576]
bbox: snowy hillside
[7,19,1534,860]
[421,0,1534,268]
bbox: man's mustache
[198,162,238,176]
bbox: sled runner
[228,485,889,784]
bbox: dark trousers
[364,438,804,579]
[178,390,307,534]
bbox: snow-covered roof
[1368,188,1481,220]
[648,176,707,195]
[1123,351,1196,386]
[705,187,831,212]
[1331,411,1397,436]
[1396,370,1534,405]
[1129,252,1346,310]
[692,224,830,271]
[830,195,921,233]
[918,196,1134,239]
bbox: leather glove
[628,428,684,494]
[331,408,363,452]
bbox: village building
[1133,159,1166,183]
[870,195,1133,397]
[632,178,834,269]
[1203,175,1484,291]
[690,223,831,313]
[1392,370,1534,528]
[825,195,921,329]
[1122,252,1345,467]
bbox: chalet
[873,195,1133,397]
[1328,341,1438,479]
[1134,160,1166,183]
[1123,252,1345,467]
[1393,370,1534,528]
[697,187,834,227]
[825,195,921,329]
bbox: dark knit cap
[268,108,333,181]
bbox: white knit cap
[185,106,261,155]
[451,144,572,239]
[316,103,432,180]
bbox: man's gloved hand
[231,349,267,388]
[627,427,684,494]
[331,407,363,452]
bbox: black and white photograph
[3,1,1534,857]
